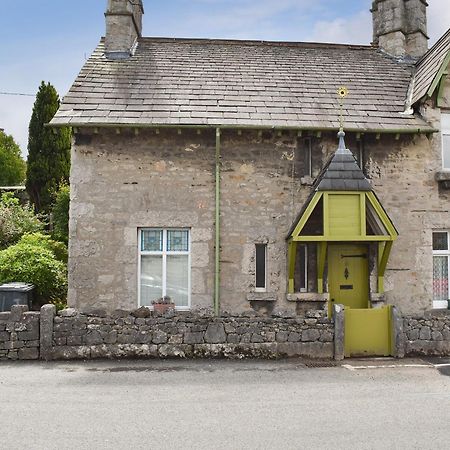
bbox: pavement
[1,357,450,449]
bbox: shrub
[19,232,68,263]
[51,184,70,244]
[0,192,43,249]
[0,234,67,303]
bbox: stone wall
[69,125,448,315]
[51,307,334,360]
[0,305,40,360]
[0,305,336,361]
[403,311,450,356]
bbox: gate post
[391,306,405,358]
[40,304,56,361]
[333,304,345,360]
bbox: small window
[255,244,267,291]
[432,231,450,309]
[304,138,312,177]
[354,140,364,170]
[298,244,308,292]
[441,114,450,170]
[139,228,190,309]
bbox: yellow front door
[328,244,369,314]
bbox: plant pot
[153,303,175,314]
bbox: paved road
[0,358,450,449]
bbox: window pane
[141,230,163,252]
[433,232,448,251]
[167,230,189,252]
[299,244,307,292]
[140,255,163,305]
[443,134,450,169]
[433,256,448,301]
[255,244,266,289]
[166,255,189,307]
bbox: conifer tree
[26,82,71,212]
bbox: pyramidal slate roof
[286,131,371,238]
[51,38,434,132]
[315,131,372,191]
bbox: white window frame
[441,113,450,170]
[138,228,191,310]
[255,243,267,292]
[432,231,450,309]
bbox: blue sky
[0,0,449,155]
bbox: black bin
[0,283,34,312]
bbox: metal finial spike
[337,86,348,133]
[337,130,346,150]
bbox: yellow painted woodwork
[291,192,323,238]
[344,306,393,357]
[287,240,297,294]
[328,244,369,316]
[290,191,397,242]
[366,192,398,239]
[327,194,361,237]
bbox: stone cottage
[51,0,450,318]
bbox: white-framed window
[138,228,191,309]
[432,231,450,309]
[255,243,267,291]
[441,113,450,169]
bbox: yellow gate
[344,305,393,357]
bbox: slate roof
[316,132,372,191]
[412,28,450,105]
[51,38,434,132]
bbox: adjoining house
[51,1,450,322]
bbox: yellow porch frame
[287,190,397,294]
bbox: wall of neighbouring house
[70,126,447,314]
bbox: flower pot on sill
[153,303,175,314]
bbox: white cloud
[428,0,450,45]
[0,96,34,155]
[310,10,372,45]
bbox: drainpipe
[214,128,221,316]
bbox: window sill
[286,292,329,302]
[435,171,450,188]
[247,292,277,302]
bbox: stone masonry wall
[0,306,40,360]
[51,307,334,360]
[403,311,450,356]
[69,125,449,315]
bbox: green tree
[26,81,71,213]
[0,192,43,249]
[0,129,26,186]
[51,183,70,244]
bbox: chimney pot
[371,0,428,58]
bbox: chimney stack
[105,0,144,59]
[371,0,428,58]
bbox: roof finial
[337,86,348,150]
